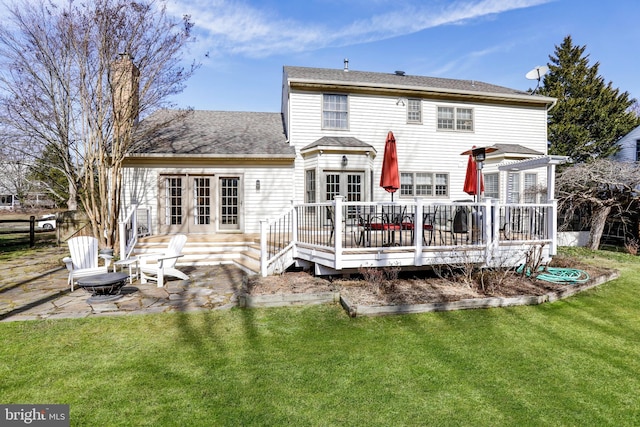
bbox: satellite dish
[526,65,549,80]
[525,65,548,94]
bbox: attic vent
[394,70,405,76]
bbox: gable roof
[284,66,556,107]
[487,143,544,157]
[131,110,294,158]
[301,136,375,151]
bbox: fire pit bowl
[77,272,129,303]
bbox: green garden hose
[516,265,590,284]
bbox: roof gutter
[288,78,557,107]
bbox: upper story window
[323,94,348,129]
[407,99,422,123]
[635,140,640,161]
[437,106,474,131]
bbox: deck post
[549,199,558,256]
[483,199,492,266]
[488,200,501,267]
[260,219,268,277]
[414,198,424,266]
[291,201,298,258]
[333,196,343,270]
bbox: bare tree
[0,137,35,206]
[0,0,197,249]
[630,100,640,118]
[556,159,640,250]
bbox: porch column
[546,164,556,201]
[333,196,343,270]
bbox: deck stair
[132,234,262,275]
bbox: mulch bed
[243,255,615,307]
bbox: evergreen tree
[539,36,640,163]
[29,143,71,209]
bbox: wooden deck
[261,198,557,276]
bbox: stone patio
[0,264,247,322]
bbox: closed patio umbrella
[463,147,483,200]
[380,131,400,201]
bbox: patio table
[357,213,402,247]
[113,256,139,284]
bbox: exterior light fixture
[256,180,260,191]
[342,155,348,167]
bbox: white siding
[288,90,550,203]
[122,164,294,234]
[613,125,640,162]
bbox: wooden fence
[0,216,37,247]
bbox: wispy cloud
[429,41,517,76]
[169,0,553,58]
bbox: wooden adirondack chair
[63,236,113,291]
[138,234,189,287]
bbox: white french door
[219,177,241,231]
[324,172,364,202]
[160,174,241,233]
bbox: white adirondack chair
[138,234,189,287]
[63,236,113,291]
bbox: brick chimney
[111,52,140,140]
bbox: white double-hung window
[400,172,448,197]
[437,106,474,131]
[407,99,422,123]
[323,94,348,129]
[484,173,499,200]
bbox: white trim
[287,78,557,107]
[498,155,570,172]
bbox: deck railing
[118,204,151,260]
[296,199,490,250]
[260,205,296,276]
[261,197,556,276]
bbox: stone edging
[238,292,340,308]
[239,272,619,317]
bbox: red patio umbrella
[380,131,400,201]
[463,146,484,199]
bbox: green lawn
[1,248,640,426]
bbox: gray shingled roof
[132,110,294,157]
[488,143,544,156]
[284,66,549,100]
[301,136,375,151]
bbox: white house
[613,125,640,162]
[121,64,563,275]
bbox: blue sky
[167,0,639,113]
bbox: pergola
[498,155,570,201]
